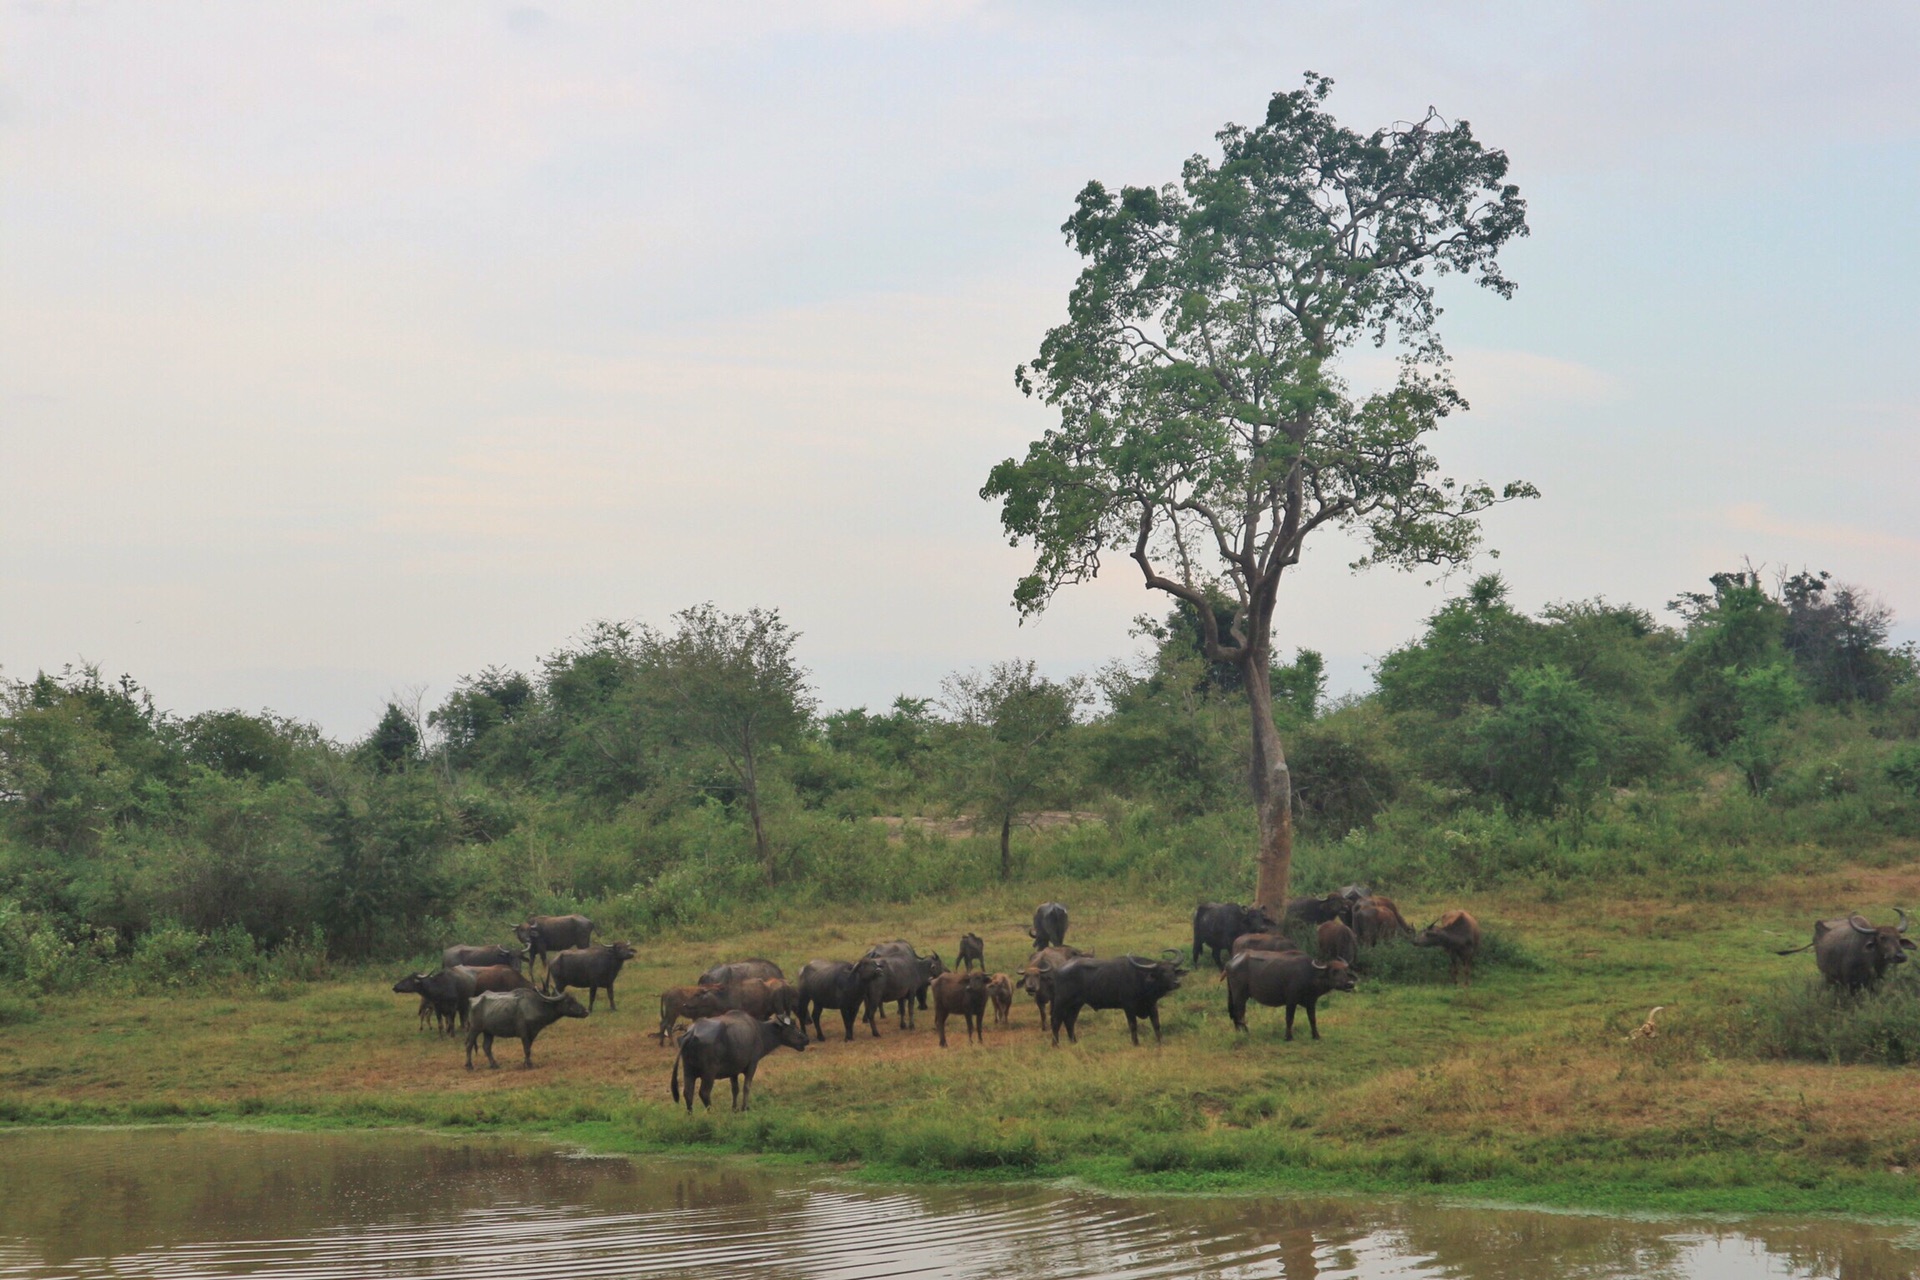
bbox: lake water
[1,1129,1916,1279]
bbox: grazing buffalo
[1412,910,1483,985]
[1777,911,1916,992]
[932,970,991,1047]
[795,958,885,1042]
[1316,919,1357,967]
[1028,902,1070,949]
[670,1011,810,1112]
[463,988,587,1069]
[515,915,595,973]
[442,944,526,972]
[987,973,1014,1025]
[1192,902,1280,968]
[1283,893,1352,929]
[958,933,985,971]
[1224,949,1356,1040]
[657,984,727,1044]
[1353,895,1413,945]
[1019,945,1088,1025]
[1230,931,1297,957]
[714,977,799,1021]
[698,958,785,988]
[1049,954,1185,1047]
[863,942,946,1010]
[457,964,535,995]
[545,942,637,1012]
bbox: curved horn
[1850,915,1877,935]
[1899,908,1912,935]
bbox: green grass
[7,869,1920,1217]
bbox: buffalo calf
[932,970,990,1047]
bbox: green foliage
[1469,664,1602,816]
[1889,745,1920,798]
[939,661,1087,878]
[1720,974,1920,1066]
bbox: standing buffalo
[1412,910,1483,985]
[710,977,798,1021]
[1778,911,1915,992]
[863,942,946,1010]
[545,942,637,1011]
[862,954,926,1033]
[1020,945,1088,1025]
[958,933,985,971]
[515,915,594,974]
[1223,950,1356,1040]
[394,970,472,1035]
[795,958,885,1042]
[699,958,785,987]
[442,944,526,972]
[1049,954,1185,1047]
[1316,919,1357,967]
[932,970,991,1047]
[1192,903,1280,968]
[1028,902,1069,949]
[457,964,535,995]
[670,1010,810,1112]
[1353,895,1413,945]
[657,984,727,1044]
[463,988,587,1069]
[987,973,1013,1026]
[1283,893,1352,929]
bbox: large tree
[939,660,1086,881]
[982,75,1533,909]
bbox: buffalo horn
[1900,909,1913,935]
[1850,915,1876,935]
[1311,960,1328,971]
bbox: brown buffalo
[1316,919,1357,967]
[1354,895,1413,945]
[1230,931,1298,957]
[699,958,785,987]
[932,970,991,1047]
[1411,910,1482,985]
[657,984,727,1044]
[987,973,1013,1026]
[958,932,985,971]
[714,976,798,1021]
[457,964,536,995]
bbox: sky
[3,1,1917,739]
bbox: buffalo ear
[1902,939,1918,951]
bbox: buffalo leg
[937,1010,949,1048]
[1147,1007,1163,1044]
[699,1075,714,1110]
[464,1030,479,1070]
[1283,1004,1297,1042]
[483,1032,500,1068]
[1304,998,1320,1041]
[728,1076,740,1111]
[605,982,617,1012]
[521,1034,536,1067]
[1125,1012,1140,1046]
[741,1065,757,1112]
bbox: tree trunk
[742,746,773,886]
[999,813,1012,882]
[1243,661,1294,913]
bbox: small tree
[637,604,815,884]
[940,660,1087,881]
[1471,663,1602,816]
[983,75,1532,908]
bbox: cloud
[1722,503,1920,558]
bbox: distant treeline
[2,570,1917,985]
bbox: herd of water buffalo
[391,892,1912,1111]
[389,890,1494,1109]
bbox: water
[1,1129,1917,1279]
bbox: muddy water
[0,1129,1916,1279]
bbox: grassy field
[7,862,1920,1218]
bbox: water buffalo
[932,970,991,1047]
[1192,902,1280,968]
[1028,902,1069,949]
[1316,919,1357,967]
[714,977,798,1021]
[463,988,587,1069]
[657,984,727,1044]
[1411,910,1483,985]
[515,915,594,973]
[863,942,945,1011]
[1224,949,1356,1040]
[1019,945,1088,1025]
[1353,895,1413,945]
[1230,931,1298,957]
[1049,954,1185,1047]
[958,933,985,971]
[795,958,884,1042]
[698,958,785,987]
[457,963,535,995]
[670,1010,809,1112]
[987,973,1013,1026]
[1777,911,1915,992]
[545,942,637,1012]
[442,944,526,972]
[393,972,464,1035]
[863,954,926,1033]
[1283,893,1352,929]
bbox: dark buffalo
[715,977,799,1021]
[795,958,885,1042]
[1778,911,1915,992]
[1353,895,1413,945]
[987,973,1013,1026]
[657,984,727,1044]
[1316,919,1357,967]
[1230,931,1297,957]
[463,988,587,1069]
[699,958,785,987]
[515,915,594,973]
[671,1010,810,1112]
[394,968,478,1035]
[457,964,535,995]
[1049,954,1185,1047]
[1411,910,1483,985]
[545,942,637,1011]
[863,941,946,1010]
[1028,902,1069,948]
[958,933,985,971]
[1192,902,1280,968]
[1019,944,1088,1025]
[1283,893,1352,929]
[1224,949,1356,1040]
[862,953,926,1034]
[442,944,526,971]
[932,970,991,1047]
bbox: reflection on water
[0,1129,1916,1279]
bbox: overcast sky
[4,2,1917,738]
